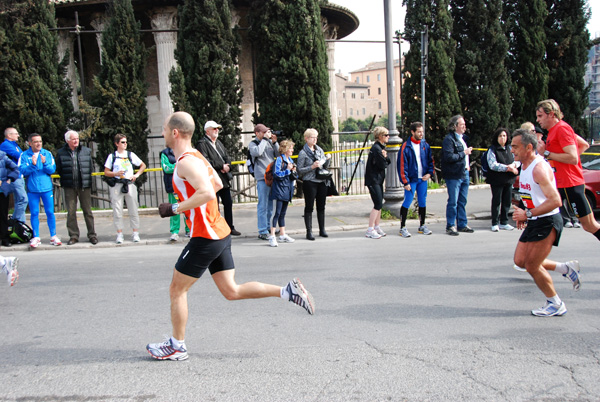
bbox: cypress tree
[503,0,549,127]
[92,0,149,170]
[249,0,333,151]
[545,0,591,135]
[451,0,511,148]
[170,0,243,158]
[0,0,73,151]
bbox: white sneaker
[499,224,514,231]
[573,222,581,228]
[29,237,41,248]
[491,225,499,232]
[169,233,179,242]
[50,235,62,246]
[366,230,382,239]
[374,227,386,237]
[132,232,141,243]
[268,235,278,247]
[3,257,18,286]
[513,264,526,272]
[278,234,295,243]
[399,227,411,238]
[564,222,574,228]
[116,233,124,244]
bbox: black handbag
[315,168,332,180]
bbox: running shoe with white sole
[278,234,295,243]
[170,233,179,242]
[563,260,581,291]
[531,301,567,317]
[491,225,499,232]
[268,235,278,247]
[3,257,18,286]
[146,338,189,361]
[132,232,141,243]
[29,237,41,249]
[418,225,432,235]
[374,227,386,237]
[499,223,514,231]
[399,227,411,238]
[116,233,124,244]
[564,222,574,228]
[50,235,62,246]
[286,278,315,315]
[365,230,382,239]
[513,264,526,272]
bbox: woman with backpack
[268,140,297,247]
[485,128,519,232]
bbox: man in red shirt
[536,99,600,242]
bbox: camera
[271,130,284,137]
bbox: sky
[332,0,600,77]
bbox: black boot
[317,211,328,237]
[304,213,315,241]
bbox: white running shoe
[268,235,278,247]
[563,260,581,291]
[29,237,41,249]
[3,257,18,287]
[132,232,140,243]
[491,225,499,232]
[573,222,581,228]
[366,230,382,239]
[399,227,411,238]
[418,225,432,235]
[116,233,124,244]
[285,277,315,315]
[513,264,526,272]
[531,300,567,317]
[499,224,514,231]
[374,227,386,237]
[169,233,179,242]
[50,235,62,246]
[278,234,295,243]
[564,222,574,228]
[146,337,188,361]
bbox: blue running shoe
[146,337,188,360]
[286,278,315,315]
[531,301,567,317]
[562,260,581,291]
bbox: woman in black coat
[365,126,391,239]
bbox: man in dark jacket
[55,130,97,245]
[196,121,241,236]
[441,115,474,236]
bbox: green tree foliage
[0,0,73,151]
[170,0,243,159]
[92,0,149,170]
[402,0,461,163]
[502,0,549,127]
[451,0,511,148]
[249,0,333,151]
[545,0,591,135]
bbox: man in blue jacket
[441,115,474,236]
[0,128,28,224]
[18,133,61,248]
[398,122,434,237]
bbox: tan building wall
[349,60,402,120]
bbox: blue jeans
[11,177,28,223]
[256,179,273,234]
[445,170,470,229]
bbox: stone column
[90,15,105,65]
[57,30,79,111]
[322,17,339,139]
[149,7,178,123]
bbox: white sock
[367,227,374,232]
[555,262,568,275]
[548,295,562,305]
[280,286,289,299]
[171,337,184,348]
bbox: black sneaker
[457,226,474,233]
[230,229,241,236]
[258,233,269,240]
[446,226,459,236]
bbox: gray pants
[64,187,96,240]
[109,182,140,232]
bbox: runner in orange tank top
[146,111,315,361]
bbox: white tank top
[517,155,560,219]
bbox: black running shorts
[368,184,384,210]
[175,235,235,278]
[519,213,563,247]
[558,185,592,218]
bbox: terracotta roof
[350,60,400,73]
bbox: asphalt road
[1,221,599,401]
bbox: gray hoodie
[249,138,279,181]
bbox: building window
[338,109,342,117]
[349,108,353,116]
[351,92,356,99]
[343,91,346,99]
[360,93,365,99]
[368,89,370,96]
[355,77,360,83]
[362,108,366,115]
[377,74,381,81]
[378,88,382,95]
[378,102,382,109]
[367,76,370,83]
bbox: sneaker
[563,260,581,291]
[457,226,474,233]
[279,234,295,243]
[185,232,191,238]
[491,225,499,232]
[116,233,124,244]
[399,227,412,238]
[285,277,315,315]
[146,338,189,361]
[513,264,526,272]
[3,257,18,287]
[132,232,140,243]
[170,233,179,242]
[258,233,269,241]
[531,300,567,317]
[446,227,459,236]
[365,229,382,239]
[564,221,574,228]
[418,225,432,235]
[374,227,386,237]
[573,222,581,228]
[499,224,514,231]
[29,237,41,248]
[268,235,278,247]
[50,235,62,246]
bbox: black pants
[303,180,327,214]
[0,193,9,241]
[216,188,234,229]
[490,183,512,226]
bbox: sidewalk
[4,185,494,251]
